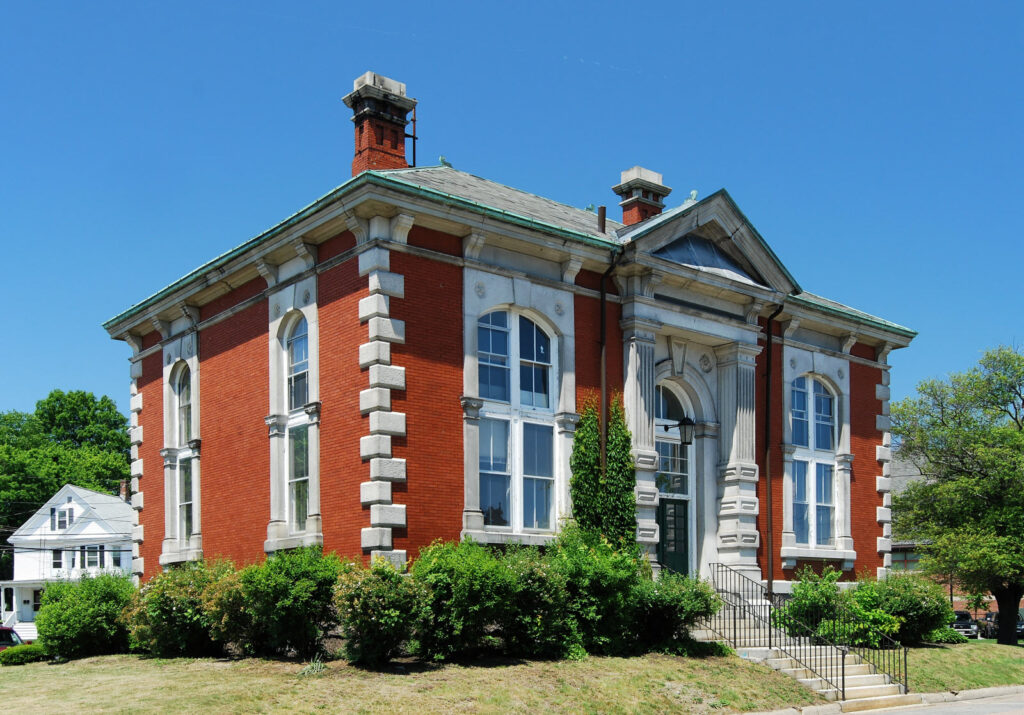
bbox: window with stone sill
[790,376,836,547]
[477,310,557,532]
[285,316,311,534]
[169,362,197,548]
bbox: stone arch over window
[160,348,201,566]
[265,277,322,553]
[781,347,855,569]
[461,268,577,545]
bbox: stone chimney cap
[352,71,407,97]
[343,71,417,113]
[612,166,672,198]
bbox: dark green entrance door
[657,498,689,575]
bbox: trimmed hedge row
[31,535,722,667]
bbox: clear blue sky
[2,2,1021,417]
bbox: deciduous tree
[892,346,1024,645]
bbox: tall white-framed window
[477,310,557,533]
[790,376,836,546]
[172,363,196,546]
[161,345,201,566]
[285,316,311,534]
[265,271,321,553]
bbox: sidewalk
[751,685,1024,714]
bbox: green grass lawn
[907,640,1024,693]
[0,652,822,714]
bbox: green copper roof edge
[789,293,917,339]
[103,171,618,332]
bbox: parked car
[979,610,1024,639]
[951,610,979,638]
[0,627,24,651]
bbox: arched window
[176,366,192,447]
[283,316,311,533]
[477,310,556,532]
[167,361,196,550]
[790,376,836,546]
[287,317,309,412]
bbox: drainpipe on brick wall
[763,300,786,598]
[599,246,625,473]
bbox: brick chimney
[343,72,417,176]
[612,167,672,225]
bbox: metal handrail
[706,563,910,700]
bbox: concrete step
[797,674,890,692]
[839,693,921,712]
[764,653,861,671]
[841,683,905,700]
[780,663,875,680]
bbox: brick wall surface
[754,325,788,582]
[574,292,624,408]
[318,257,369,560]
[407,226,462,256]
[198,298,270,569]
[137,351,164,581]
[388,250,464,558]
[848,354,885,576]
[317,230,356,264]
[200,277,265,322]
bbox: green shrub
[0,643,48,666]
[36,573,135,659]
[203,547,347,658]
[925,625,968,644]
[633,573,721,654]
[774,568,955,648]
[545,526,644,655]
[500,547,579,659]
[772,566,844,638]
[859,574,954,646]
[122,560,234,656]
[335,558,427,668]
[411,539,514,661]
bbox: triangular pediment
[618,189,800,295]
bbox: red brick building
[104,72,915,590]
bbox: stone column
[460,396,485,534]
[556,412,579,523]
[622,322,659,563]
[264,415,288,548]
[304,403,323,544]
[187,439,203,559]
[835,452,854,558]
[160,448,177,560]
[694,421,720,577]
[714,342,762,579]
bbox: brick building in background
[103,72,915,590]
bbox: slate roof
[378,166,624,241]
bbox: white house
[0,484,133,641]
